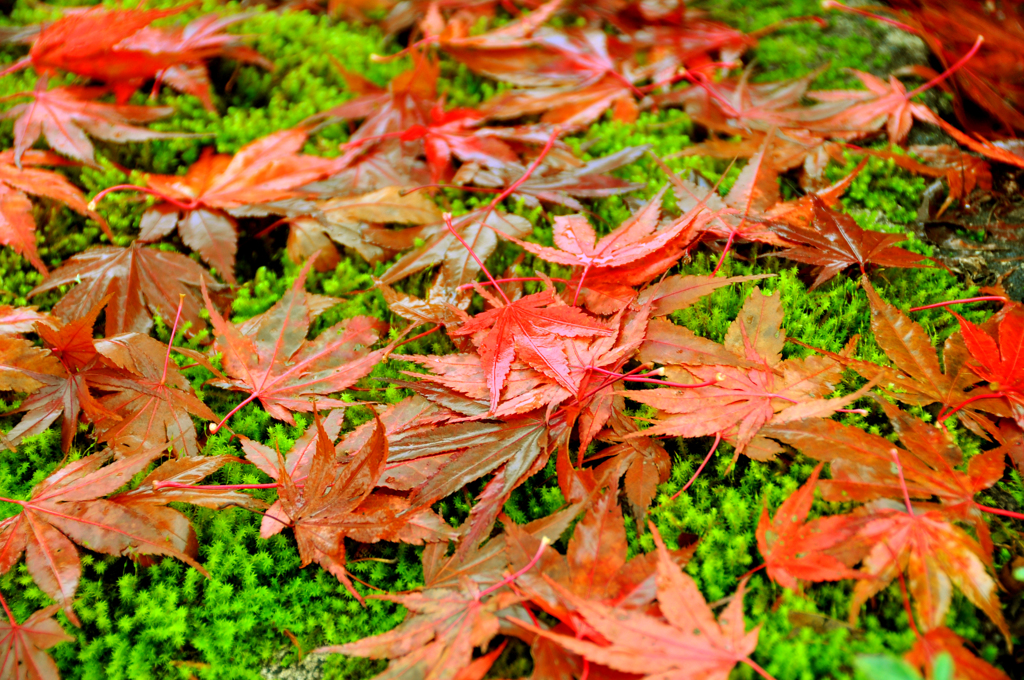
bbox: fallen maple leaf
[756,463,864,590]
[626,287,857,459]
[805,69,943,144]
[30,241,229,338]
[507,487,698,623]
[93,128,337,284]
[456,145,648,211]
[0,447,250,624]
[312,493,579,677]
[0,149,108,275]
[398,104,556,183]
[0,305,53,336]
[116,12,274,110]
[936,120,1024,169]
[3,86,186,168]
[377,208,532,288]
[285,185,443,267]
[842,500,1009,643]
[593,399,673,520]
[8,7,270,106]
[238,410,344,487]
[0,298,143,452]
[390,406,571,557]
[762,395,1007,557]
[835,278,1006,438]
[653,66,835,136]
[88,330,218,458]
[953,303,1024,428]
[260,412,454,601]
[518,525,769,680]
[501,187,698,305]
[636,272,774,318]
[202,260,388,428]
[0,602,73,680]
[770,196,930,289]
[316,557,521,675]
[905,627,1011,680]
[10,6,189,103]
[452,288,612,411]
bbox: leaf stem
[457,276,570,291]
[669,432,722,501]
[210,392,261,434]
[744,657,778,680]
[444,213,512,305]
[0,56,31,80]
[0,589,14,626]
[711,229,737,276]
[89,184,198,212]
[476,536,551,601]
[974,503,1024,521]
[905,35,984,100]
[394,325,442,348]
[161,295,186,385]
[482,126,561,222]
[907,296,1004,312]
[937,392,1005,423]
[572,264,591,307]
[890,448,915,516]
[253,216,296,239]
[153,481,281,491]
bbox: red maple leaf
[377,208,532,288]
[0,305,53,336]
[10,6,188,103]
[93,128,337,284]
[0,298,134,452]
[456,144,648,212]
[116,12,273,110]
[653,66,833,136]
[756,463,864,590]
[770,196,931,289]
[0,149,107,275]
[762,397,1007,557]
[3,86,184,168]
[398,104,556,183]
[29,241,229,338]
[259,412,454,601]
[0,602,73,680]
[518,526,769,680]
[831,278,1007,439]
[7,7,270,105]
[0,448,258,624]
[905,627,1011,680]
[805,69,943,144]
[452,288,612,411]
[626,287,858,460]
[953,303,1024,428]
[88,330,218,458]
[841,502,1008,642]
[501,187,699,305]
[201,260,388,429]
[451,14,645,128]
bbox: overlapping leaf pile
[2,0,1024,678]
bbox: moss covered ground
[0,0,1020,678]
